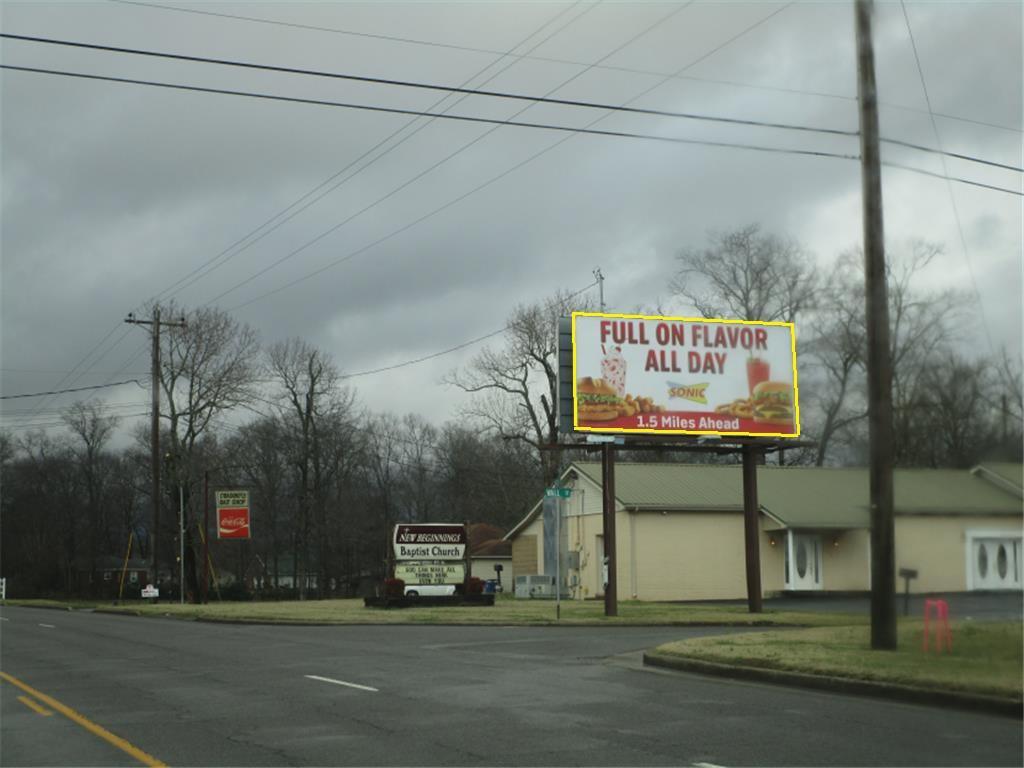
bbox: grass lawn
[3,596,865,628]
[650,620,1024,699]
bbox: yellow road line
[17,694,53,716]
[0,671,166,767]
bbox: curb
[643,651,1023,719]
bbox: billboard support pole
[601,443,618,617]
[741,446,763,613]
[202,471,209,604]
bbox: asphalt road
[1,605,1020,767]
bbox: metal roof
[569,462,1022,529]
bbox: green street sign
[545,488,572,498]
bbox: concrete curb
[643,651,1023,719]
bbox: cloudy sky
[1,0,1021,443]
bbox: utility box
[514,574,556,599]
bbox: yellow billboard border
[570,311,801,438]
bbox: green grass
[4,595,865,628]
[650,620,1023,699]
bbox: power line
[5,65,1017,195]
[880,137,1021,173]
[0,32,860,140]
[208,14,1015,312]
[3,325,137,429]
[1,401,149,418]
[899,1,996,356]
[335,279,599,380]
[880,161,1022,197]
[0,379,147,400]
[212,2,696,307]
[148,2,596,304]
[109,0,1022,135]
[0,69,864,160]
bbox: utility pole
[593,267,605,312]
[856,0,897,650]
[125,307,186,598]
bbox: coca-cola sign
[216,490,251,540]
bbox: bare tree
[394,414,440,524]
[62,400,120,591]
[807,242,973,466]
[364,411,400,580]
[154,301,260,600]
[447,289,593,483]
[671,224,820,323]
[266,337,356,598]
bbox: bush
[383,578,405,598]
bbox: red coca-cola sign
[217,507,251,539]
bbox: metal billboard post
[178,483,185,605]
[741,446,763,613]
[556,495,561,621]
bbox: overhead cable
[0,31,857,138]
[147,2,596,302]
[0,378,147,400]
[109,0,1022,134]
[0,65,864,161]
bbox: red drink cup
[747,358,770,395]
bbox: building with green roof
[507,462,1022,601]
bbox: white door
[786,532,822,590]
[971,537,1022,590]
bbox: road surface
[1,605,1020,766]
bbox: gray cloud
[2,1,1020,437]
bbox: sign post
[545,487,573,619]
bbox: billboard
[392,524,467,561]
[216,490,251,539]
[571,312,799,437]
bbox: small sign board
[394,562,465,585]
[141,584,159,599]
[216,490,251,539]
[393,523,467,561]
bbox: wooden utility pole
[855,0,897,650]
[601,443,618,616]
[125,307,185,598]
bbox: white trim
[965,528,1023,591]
[970,466,1024,498]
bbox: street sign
[545,488,572,498]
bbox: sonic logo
[667,381,709,404]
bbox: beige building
[506,462,1023,601]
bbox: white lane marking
[304,675,378,692]
[693,763,727,768]
[423,638,551,650]
[38,623,56,629]
[0,617,8,621]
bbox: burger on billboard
[571,312,799,437]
